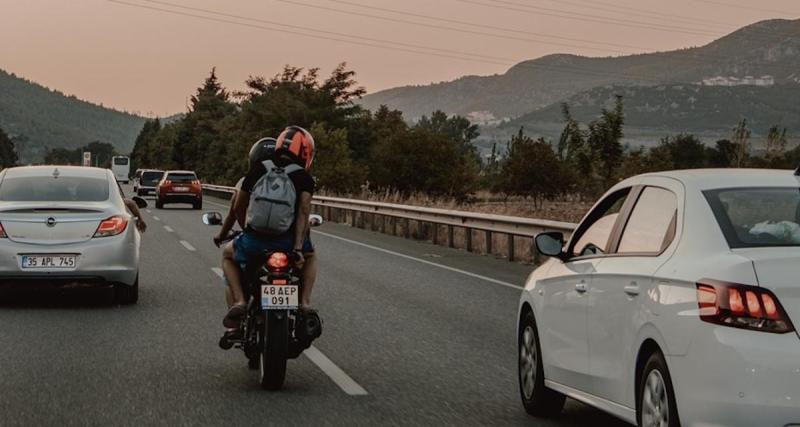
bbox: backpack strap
[283,163,303,174]
[261,160,277,171]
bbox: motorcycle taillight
[266,252,289,270]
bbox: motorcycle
[203,212,324,390]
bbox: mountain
[481,83,800,148]
[0,69,148,163]
[360,19,800,121]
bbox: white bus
[110,156,131,183]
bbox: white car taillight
[93,216,128,238]
[696,279,795,334]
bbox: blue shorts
[233,231,314,265]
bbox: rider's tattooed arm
[293,192,312,252]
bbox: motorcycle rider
[215,137,276,310]
[221,126,317,328]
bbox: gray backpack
[246,160,303,235]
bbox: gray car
[0,166,143,303]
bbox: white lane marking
[313,230,522,290]
[153,216,161,221]
[180,240,196,251]
[206,196,518,288]
[145,209,151,214]
[211,267,224,279]
[304,346,368,396]
[164,225,174,233]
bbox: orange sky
[1,0,798,116]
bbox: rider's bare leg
[222,242,246,306]
[224,287,234,308]
[300,252,317,310]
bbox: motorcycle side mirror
[309,214,324,227]
[131,196,148,209]
[202,211,223,226]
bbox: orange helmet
[275,126,315,170]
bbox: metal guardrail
[202,184,577,263]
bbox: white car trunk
[736,248,800,334]
[1,206,109,245]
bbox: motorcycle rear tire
[259,311,288,390]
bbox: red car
[156,170,202,209]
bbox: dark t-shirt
[240,158,314,239]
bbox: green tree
[309,123,365,193]
[730,119,751,167]
[130,118,162,171]
[0,126,19,168]
[495,129,572,206]
[656,134,707,169]
[587,95,625,189]
[173,68,236,182]
[706,139,737,167]
[369,126,478,198]
[416,111,480,150]
[765,125,788,167]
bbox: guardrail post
[507,234,515,262]
[392,217,398,236]
[432,224,438,245]
[485,230,492,255]
[448,225,454,248]
[404,219,411,239]
[465,228,473,252]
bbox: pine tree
[0,126,19,168]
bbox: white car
[518,169,799,427]
[0,166,145,304]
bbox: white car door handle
[624,284,640,296]
[575,283,588,293]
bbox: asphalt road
[0,188,628,426]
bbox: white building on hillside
[701,75,775,87]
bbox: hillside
[472,83,800,151]
[0,69,147,162]
[361,19,800,121]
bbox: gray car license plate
[21,255,77,269]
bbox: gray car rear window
[0,176,109,202]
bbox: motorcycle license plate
[261,285,298,310]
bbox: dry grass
[316,190,593,264]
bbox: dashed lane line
[312,230,523,290]
[164,226,174,233]
[180,240,196,251]
[153,216,160,221]
[211,267,224,278]
[305,346,368,396]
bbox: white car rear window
[705,187,800,248]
